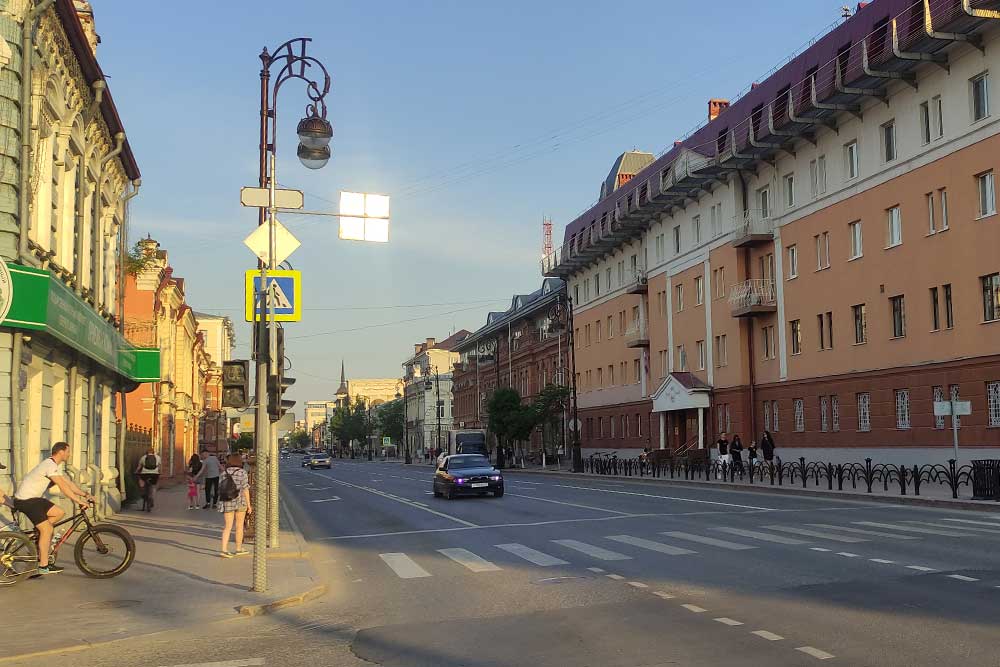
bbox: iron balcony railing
[729,279,777,310]
[733,209,775,240]
[623,320,648,346]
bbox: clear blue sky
[96,0,842,407]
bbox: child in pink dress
[186,475,198,510]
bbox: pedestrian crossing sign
[244,270,302,322]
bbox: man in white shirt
[134,447,162,511]
[12,442,93,576]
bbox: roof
[600,151,654,200]
[455,278,566,352]
[435,329,472,351]
[55,0,140,180]
[671,372,712,392]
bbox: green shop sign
[1,262,159,383]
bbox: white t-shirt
[15,458,63,500]
[137,453,161,475]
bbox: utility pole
[436,366,442,456]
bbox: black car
[433,454,503,499]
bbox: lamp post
[252,37,333,593]
[552,293,582,472]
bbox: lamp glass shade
[297,143,330,170]
[297,115,333,149]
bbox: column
[697,407,705,450]
[658,412,665,450]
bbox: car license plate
[471,482,488,488]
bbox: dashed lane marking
[810,548,832,552]
[653,591,675,599]
[627,581,649,589]
[905,565,937,572]
[549,483,776,511]
[552,539,632,561]
[507,493,631,515]
[946,574,979,582]
[913,521,1000,535]
[606,574,625,580]
[681,604,707,613]
[714,617,744,626]
[796,646,835,660]
[309,497,341,503]
[752,630,784,641]
[587,567,605,573]
[870,558,895,564]
[836,552,860,557]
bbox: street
[29,459,998,667]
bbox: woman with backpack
[218,453,252,558]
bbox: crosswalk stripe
[806,523,919,540]
[912,521,1000,535]
[661,531,756,550]
[946,574,979,582]
[160,659,266,667]
[939,518,1000,528]
[853,521,973,537]
[714,617,744,626]
[552,539,632,561]
[762,525,867,543]
[494,543,568,567]
[713,526,809,545]
[752,630,784,641]
[796,646,835,660]
[379,553,431,579]
[605,535,696,556]
[437,548,501,572]
[906,565,937,572]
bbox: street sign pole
[267,151,280,550]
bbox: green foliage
[235,433,254,451]
[377,399,405,443]
[288,430,311,448]
[124,241,156,276]
[487,388,523,445]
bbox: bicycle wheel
[0,531,38,585]
[73,524,135,579]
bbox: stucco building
[195,311,234,453]
[543,0,1000,464]
[402,331,470,456]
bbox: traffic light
[266,327,296,421]
[222,360,250,408]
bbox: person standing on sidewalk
[716,433,730,466]
[219,453,251,558]
[761,430,777,473]
[196,449,221,509]
[730,435,745,476]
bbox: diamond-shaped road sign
[243,219,301,266]
[240,187,304,209]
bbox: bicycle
[1,500,135,585]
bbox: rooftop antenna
[542,215,553,260]
[841,5,852,19]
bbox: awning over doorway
[651,372,711,413]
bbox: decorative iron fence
[581,454,989,500]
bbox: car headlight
[456,478,466,484]
[490,475,501,481]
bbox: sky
[95,0,845,408]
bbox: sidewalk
[1,486,324,662]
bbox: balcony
[731,209,774,248]
[625,267,648,294]
[729,279,777,318]
[624,321,649,348]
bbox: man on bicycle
[11,442,93,576]
[135,447,161,510]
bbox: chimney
[425,337,436,349]
[673,141,683,148]
[414,343,422,355]
[708,99,730,122]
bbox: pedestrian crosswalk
[363,517,1000,581]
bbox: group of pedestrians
[715,430,778,474]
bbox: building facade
[0,1,156,513]
[543,0,1000,464]
[195,311,234,453]
[452,279,569,454]
[401,332,469,456]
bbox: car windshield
[448,455,490,469]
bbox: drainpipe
[735,170,758,443]
[9,333,24,486]
[17,0,57,263]
[93,131,123,314]
[115,180,139,503]
[73,80,105,296]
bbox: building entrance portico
[651,373,711,455]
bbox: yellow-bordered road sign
[245,270,302,322]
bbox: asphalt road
[20,458,999,667]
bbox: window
[758,186,770,218]
[849,220,863,259]
[815,231,830,269]
[676,344,687,372]
[695,276,704,305]
[787,244,798,278]
[818,311,833,350]
[926,192,936,234]
[594,273,601,296]
[933,386,945,429]
[784,173,795,208]
[886,206,902,247]
[845,140,859,180]
[672,225,681,255]
[715,266,725,298]
[794,399,805,432]
[988,381,1000,427]
[574,285,580,304]
[831,395,840,432]
[820,396,829,432]
[764,401,771,431]
[697,340,706,370]
[617,261,624,286]
[930,286,940,331]
[895,389,910,429]
[608,316,613,338]
[857,392,871,432]
[890,295,906,338]
[919,102,931,145]
[693,215,701,244]
[596,367,603,387]
[940,188,949,229]
[759,252,774,281]
[621,415,628,439]
[585,370,591,389]
[951,385,962,428]
[606,268,612,290]
[982,273,1000,322]
[809,159,818,197]
[637,414,642,437]
[790,319,802,355]
[585,324,591,346]
[710,204,720,238]
[971,72,990,122]
[658,350,666,376]
[977,171,996,218]
[714,334,728,367]
[853,304,867,344]
[584,279,591,301]
[595,319,602,343]
[772,400,780,432]
[762,325,775,360]
[717,405,726,433]
[610,414,615,438]
[618,310,625,334]
[944,284,954,328]
[882,120,896,162]
[631,305,639,326]
[598,416,605,439]
[676,284,684,312]
[608,364,614,385]
[817,155,827,194]
[633,358,641,384]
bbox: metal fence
[581,454,992,500]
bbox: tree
[288,430,311,449]
[487,387,522,451]
[377,399,405,444]
[234,432,254,451]
[531,384,571,456]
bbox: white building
[402,332,470,457]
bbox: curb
[507,468,1000,512]
[236,582,328,617]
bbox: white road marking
[906,565,937,572]
[438,548,501,573]
[714,617,744,626]
[508,493,631,515]
[853,521,973,537]
[806,523,919,540]
[914,521,1000,535]
[159,660,266,667]
[810,547,832,552]
[946,574,979,582]
[752,630,784,641]
[605,534,696,556]
[587,567,606,573]
[553,539,632,561]
[606,574,625,580]
[681,604,707,613]
[763,525,867,543]
[653,591,675,599]
[661,531,756,550]
[836,552,860,557]
[870,558,895,564]
[713,527,808,545]
[379,553,431,579]
[627,581,649,589]
[796,646,835,660]
[309,497,341,503]
[550,483,776,510]
[412,502,429,507]
[307,487,334,491]
[940,517,1000,528]
[495,543,569,567]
